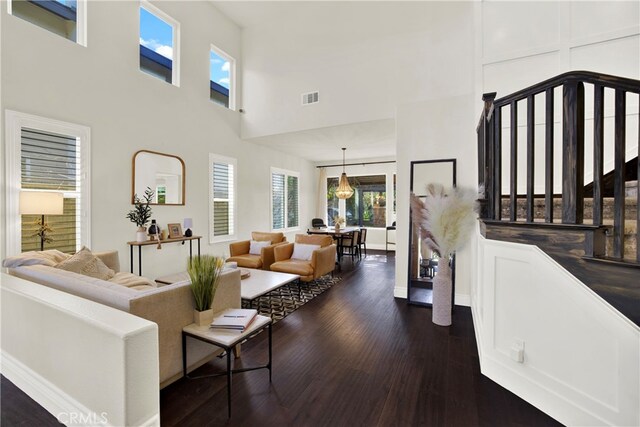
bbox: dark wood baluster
[510,101,518,221]
[526,95,535,222]
[562,81,585,224]
[477,114,485,216]
[494,106,502,220]
[545,88,554,223]
[613,89,626,259]
[593,84,605,226]
[483,93,496,219]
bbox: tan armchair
[227,231,287,270]
[270,234,336,282]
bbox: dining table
[307,226,360,262]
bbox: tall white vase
[432,256,452,326]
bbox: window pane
[327,177,339,225]
[287,175,299,228]
[272,173,285,229]
[210,49,230,108]
[140,6,174,83]
[212,161,234,237]
[20,128,80,253]
[11,0,78,42]
[338,175,386,227]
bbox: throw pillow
[291,243,320,261]
[55,246,116,280]
[249,240,271,255]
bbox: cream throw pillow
[291,243,320,261]
[55,247,116,280]
[249,240,271,255]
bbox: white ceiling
[211,1,443,163]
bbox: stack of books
[210,308,258,332]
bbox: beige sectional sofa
[5,250,241,389]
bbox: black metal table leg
[130,245,134,274]
[182,333,187,378]
[268,323,272,382]
[189,240,193,260]
[197,238,201,257]
[138,247,142,276]
[227,348,232,418]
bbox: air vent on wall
[301,91,319,105]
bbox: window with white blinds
[271,168,299,231]
[5,110,91,256]
[20,128,82,253]
[209,154,236,243]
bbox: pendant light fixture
[336,147,354,199]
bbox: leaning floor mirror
[407,159,456,307]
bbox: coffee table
[156,269,300,307]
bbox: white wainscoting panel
[472,236,640,426]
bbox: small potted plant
[333,215,345,232]
[127,187,154,242]
[187,255,225,326]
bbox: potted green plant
[187,255,225,326]
[126,187,154,242]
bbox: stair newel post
[494,106,502,220]
[544,87,555,223]
[613,89,626,259]
[526,95,535,223]
[561,80,585,224]
[482,92,497,219]
[593,84,605,227]
[510,101,518,222]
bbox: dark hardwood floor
[1,251,562,426]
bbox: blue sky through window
[140,7,173,60]
[55,0,77,10]
[210,50,230,90]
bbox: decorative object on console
[19,191,64,251]
[187,254,225,326]
[127,187,154,242]
[410,184,478,326]
[148,219,159,239]
[183,218,193,237]
[168,223,182,239]
[333,215,345,232]
[336,147,354,199]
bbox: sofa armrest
[274,242,294,262]
[128,269,241,385]
[261,242,287,270]
[229,240,250,257]
[311,244,337,279]
[94,250,120,273]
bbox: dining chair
[340,230,360,260]
[357,228,368,257]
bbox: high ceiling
[212,1,445,163]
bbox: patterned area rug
[241,275,342,323]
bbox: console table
[127,235,201,276]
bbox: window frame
[7,0,87,46]
[209,44,236,111]
[270,167,300,232]
[5,109,91,256]
[209,153,237,244]
[326,173,388,229]
[139,0,180,87]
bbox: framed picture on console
[168,223,182,239]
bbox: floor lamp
[20,191,64,251]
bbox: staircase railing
[477,71,640,263]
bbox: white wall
[241,1,477,139]
[1,273,160,426]
[473,237,640,426]
[1,1,316,277]
[479,1,640,194]
[315,157,396,250]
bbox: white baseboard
[454,293,470,307]
[1,350,124,426]
[393,286,407,298]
